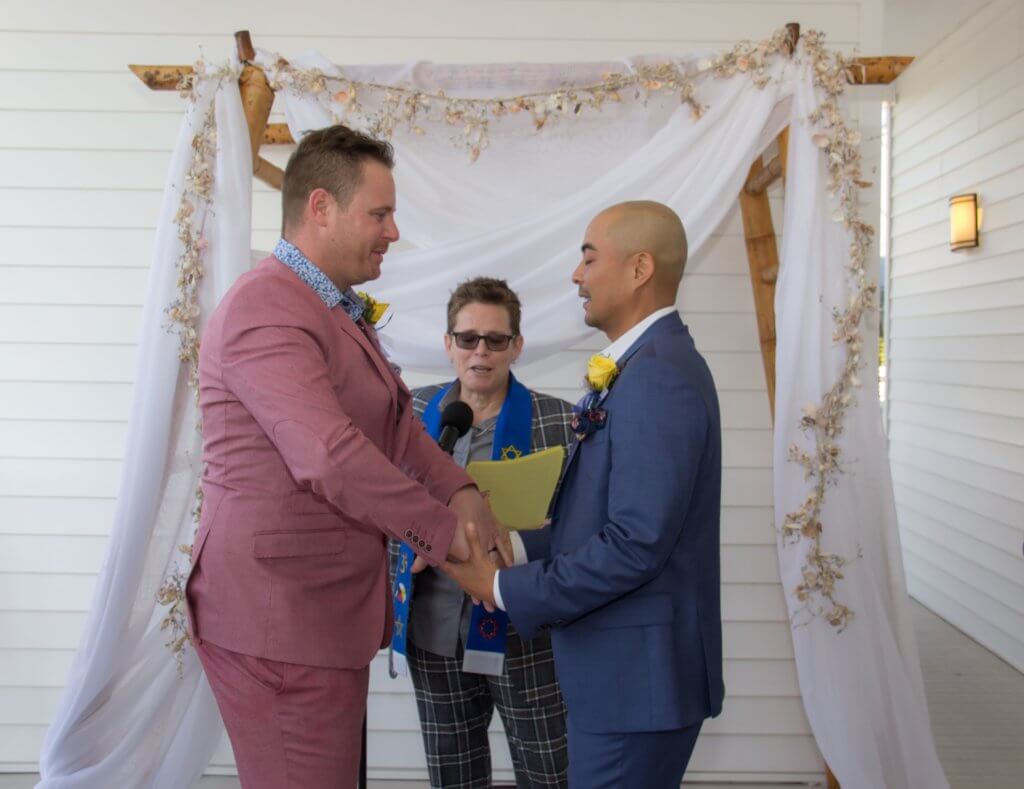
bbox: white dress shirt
[492,306,678,610]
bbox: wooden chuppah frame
[130,28,911,789]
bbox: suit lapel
[333,311,400,405]
[561,313,684,473]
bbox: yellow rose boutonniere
[357,291,389,326]
[586,354,620,392]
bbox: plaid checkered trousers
[388,383,577,788]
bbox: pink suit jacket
[186,256,472,669]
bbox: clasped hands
[412,486,512,610]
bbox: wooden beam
[264,123,295,145]
[129,54,912,95]
[254,156,284,190]
[845,56,913,85]
[744,154,783,195]
[128,64,194,91]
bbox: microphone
[437,401,474,455]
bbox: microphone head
[440,401,474,438]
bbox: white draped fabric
[38,45,946,788]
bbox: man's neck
[603,301,674,343]
[283,232,352,293]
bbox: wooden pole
[232,31,285,189]
[784,22,800,55]
[738,145,783,417]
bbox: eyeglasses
[450,331,517,352]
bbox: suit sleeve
[217,302,461,567]
[498,356,709,639]
[518,527,552,561]
[394,401,475,506]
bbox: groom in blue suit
[445,200,723,787]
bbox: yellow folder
[466,446,566,531]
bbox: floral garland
[263,56,706,161]
[776,30,874,632]
[156,30,875,667]
[156,61,237,672]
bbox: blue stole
[390,374,532,677]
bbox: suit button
[418,539,426,547]
[405,530,414,538]
[425,544,432,552]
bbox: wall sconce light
[949,193,979,251]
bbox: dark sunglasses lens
[484,334,511,351]
[453,333,512,351]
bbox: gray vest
[408,413,497,658]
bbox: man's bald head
[597,201,688,288]
[574,201,689,341]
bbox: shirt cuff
[493,570,506,612]
[509,531,528,566]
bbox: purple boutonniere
[571,390,609,442]
[571,406,607,442]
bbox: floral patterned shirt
[273,238,365,323]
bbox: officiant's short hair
[447,277,522,336]
[282,124,394,232]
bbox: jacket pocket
[252,528,346,559]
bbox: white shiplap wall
[0,0,876,781]
[888,0,1024,674]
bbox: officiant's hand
[443,522,498,610]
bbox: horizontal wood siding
[887,0,1024,673]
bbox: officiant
[390,277,575,788]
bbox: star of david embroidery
[500,445,523,461]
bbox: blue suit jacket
[500,312,724,733]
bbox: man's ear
[307,188,333,227]
[633,251,656,289]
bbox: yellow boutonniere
[586,354,620,392]
[357,291,389,326]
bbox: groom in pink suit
[186,125,497,788]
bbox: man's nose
[385,216,400,242]
[571,260,584,284]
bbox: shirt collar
[273,238,366,323]
[599,306,678,364]
[440,382,498,434]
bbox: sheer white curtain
[37,64,253,789]
[775,75,946,788]
[38,45,946,789]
